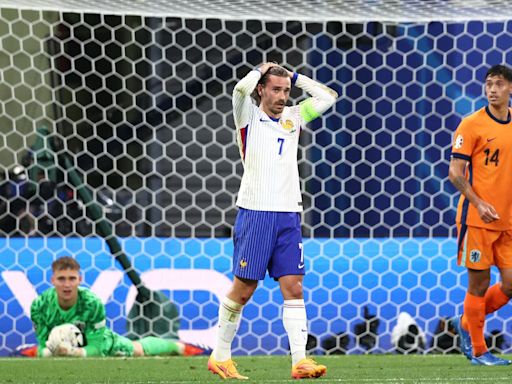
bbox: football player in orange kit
[449,64,512,365]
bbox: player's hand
[281,66,294,78]
[477,201,500,223]
[258,62,278,75]
[53,341,73,356]
[45,338,60,353]
[54,341,84,357]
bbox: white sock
[283,299,307,365]
[213,297,243,362]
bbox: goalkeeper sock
[213,296,243,362]
[139,337,181,356]
[283,299,307,365]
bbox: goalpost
[1,0,512,355]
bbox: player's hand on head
[259,62,278,75]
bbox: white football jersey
[236,104,304,212]
[232,69,337,212]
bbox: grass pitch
[1,355,512,383]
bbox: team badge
[240,259,247,268]
[469,249,481,263]
[280,119,294,131]
[454,134,463,149]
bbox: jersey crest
[469,249,481,263]
[280,119,295,132]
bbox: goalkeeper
[30,256,206,357]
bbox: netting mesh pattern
[5,9,510,238]
[1,237,509,356]
[0,7,512,355]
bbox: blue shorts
[232,208,304,280]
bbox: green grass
[1,355,512,383]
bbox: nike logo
[487,137,497,142]
[298,263,304,269]
[259,118,273,123]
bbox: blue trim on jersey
[459,162,472,227]
[486,106,511,124]
[269,115,280,122]
[291,72,298,86]
[457,224,468,254]
[451,153,471,161]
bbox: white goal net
[0,1,511,356]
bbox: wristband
[291,72,298,86]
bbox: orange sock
[484,284,510,314]
[461,284,510,330]
[463,292,487,356]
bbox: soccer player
[30,256,207,357]
[449,64,512,366]
[207,63,337,379]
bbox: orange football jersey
[451,106,512,230]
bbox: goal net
[1,1,512,356]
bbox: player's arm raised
[232,62,276,128]
[448,157,499,223]
[292,71,338,123]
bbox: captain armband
[299,98,321,123]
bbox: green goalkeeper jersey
[30,287,120,357]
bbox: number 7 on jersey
[277,138,284,155]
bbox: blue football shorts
[232,208,304,280]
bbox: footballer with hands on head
[208,62,337,380]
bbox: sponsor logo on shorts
[240,259,247,268]
[298,263,305,269]
[469,249,481,263]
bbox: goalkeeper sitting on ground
[29,256,207,357]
